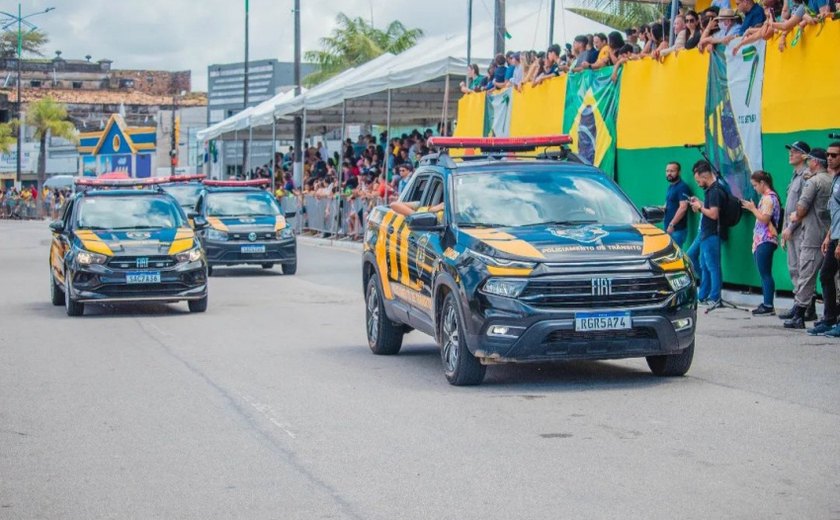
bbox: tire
[50,269,64,306]
[365,277,403,355]
[261,263,275,269]
[64,271,84,317]
[188,295,208,313]
[282,261,297,275]
[647,341,694,377]
[207,265,214,277]
[439,292,486,386]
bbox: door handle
[387,226,395,233]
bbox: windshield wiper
[457,222,504,228]
[529,219,598,226]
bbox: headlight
[276,227,294,240]
[207,229,228,241]
[481,278,528,298]
[175,247,203,263]
[466,249,536,269]
[77,250,107,265]
[652,248,686,271]
[666,272,692,292]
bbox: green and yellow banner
[562,68,621,178]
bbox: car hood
[73,227,196,256]
[458,223,673,262]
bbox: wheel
[439,292,485,386]
[64,271,84,317]
[50,269,64,306]
[282,261,297,275]
[261,263,275,269]
[207,265,214,276]
[365,277,403,355]
[188,295,208,313]
[647,341,694,377]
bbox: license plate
[575,311,631,332]
[241,245,266,254]
[126,271,161,284]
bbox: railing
[279,194,380,240]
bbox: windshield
[206,191,280,217]
[453,170,640,227]
[162,184,202,210]
[75,196,184,230]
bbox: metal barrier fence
[279,194,376,239]
[0,198,39,219]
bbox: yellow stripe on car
[388,214,404,281]
[207,217,228,231]
[461,229,546,260]
[376,212,395,299]
[274,215,287,231]
[486,265,534,276]
[74,230,114,256]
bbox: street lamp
[0,4,55,187]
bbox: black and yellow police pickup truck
[361,136,697,386]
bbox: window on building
[72,81,83,89]
[29,80,42,88]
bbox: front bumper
[67,260,207,304]
[464,290,696,363]
[204,238,296,266]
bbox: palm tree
[25,96,76,194]
[0,122,15,153]
[568,1,667,31]
[0,29,48,58]
[304,13,423,87]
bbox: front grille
[544,328,656,343]
[519,275,672,309]
[108,256,177,270]
[229,231,275,241]
[97,282,190,296]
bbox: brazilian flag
[562,69,621,178]
[483,88,512,137]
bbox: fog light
[486,325,525,337]
[672,318,693,331]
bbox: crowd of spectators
[0,186,69,220]
[459,0,836,92]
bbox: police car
[49,177,208,316]
[192,179,296,275]
[362,136,697,386]
[159,174,207,218]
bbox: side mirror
[406,212,443,232]
[192,215,208,230]
[642,206,665,224]
[49,220,65,234]
[284,211,297,219]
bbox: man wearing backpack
[785,148,832,329]
[689,160,726,310]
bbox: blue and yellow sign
[78,114,157,177]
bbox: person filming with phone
[688,161,724,310]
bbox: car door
[50,199,76,284]
[384,173,429,309]
[406,173,445,328]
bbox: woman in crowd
[741,170,782,316]
[459,64,485,94]
[682,11,703,49]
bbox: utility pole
[242,0,250,177]
[549,0,556,46]
[0,4,55,187]
[493,0,505,57]
[466,0,473,65]
[293,0,303,189]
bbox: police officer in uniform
[785,148,832,329]
[779,141,814,321]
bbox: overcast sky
[22,0,599,91]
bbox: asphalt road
[1,219,839,520]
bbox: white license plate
[575,311,631,332]
[126,271,161,284]
[240,245,266,254]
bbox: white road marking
[240,394,296,439]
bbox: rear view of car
[49,177,208,316]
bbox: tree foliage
[568,3,666,30]
[0,122,15,153]
[25,97,77,193]
[304,13,423,87]
[0,30,49,58]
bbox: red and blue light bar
[427,135,573,151]
[202,179,270,187]
[160,174,206,183]
[74,176,166,188]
